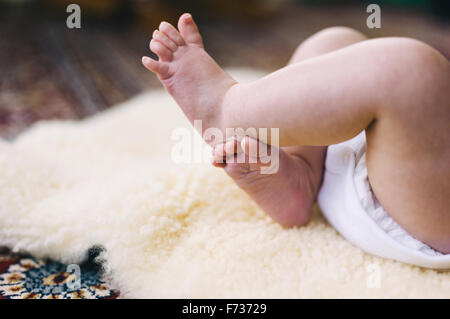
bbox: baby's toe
[150,39,173,62]
[159,21,185,46]
[152,30,178,52]
[212,143,226,163]
[212,138,243,165]
[241,136,272,159]
[178,13,203,47]
[224,138,241,155]
[142,56,170,78]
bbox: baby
[142,14,450,257]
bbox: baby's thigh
[364,45,450,253]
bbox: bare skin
[143,14,450,253]
[211,27,369,227]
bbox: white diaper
[318,131,450,269]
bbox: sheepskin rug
[0,69,449,298]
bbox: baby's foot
[212,137,316,227]
[142,13,237,134]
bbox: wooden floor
[0,3,449,138]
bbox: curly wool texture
[0,70,449,298]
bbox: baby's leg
[143,15,450,252]
[221,37,450,252]
[143,18,365,227]
[212,27,369,226]
[283,27,369,199]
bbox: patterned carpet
[0,247,119,299]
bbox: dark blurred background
[0,0,448,138]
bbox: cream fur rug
[0,69,449,298]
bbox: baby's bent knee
[293,26,368,61]
[383,38,448,76]
[370,37,449,115]
[403,38,446,67]
[312,26,366,41]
